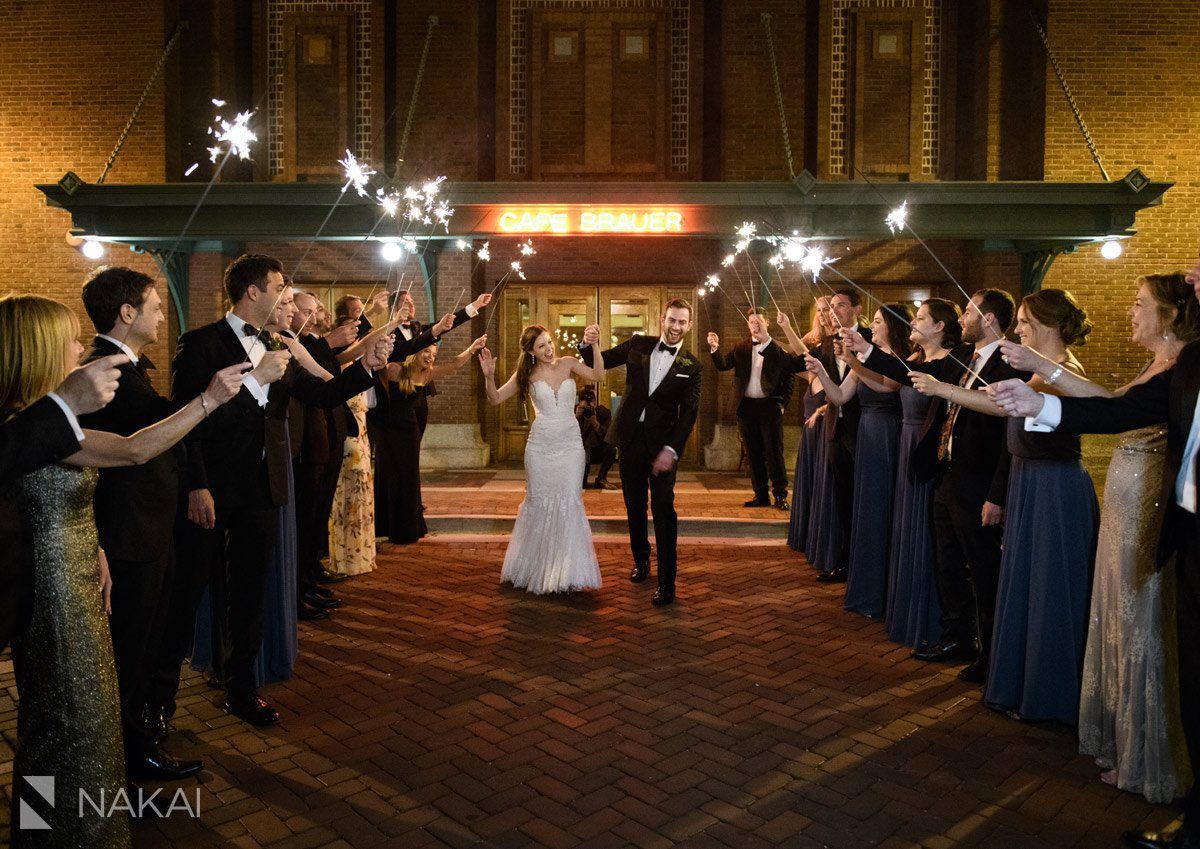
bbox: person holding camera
[576,386,616,489]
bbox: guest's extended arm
[429,336,488,380]
[805,355,857,406]
[478,348,519,405]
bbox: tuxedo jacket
[761,327,871,444]
[580,336,702,458]
[296,333,357,466]
[0,396,84,649]
[1053,340,1200,567]
[79,337,183,561]
[172,317,375,511]
[710,338,794,414]
[863,342,1028,504]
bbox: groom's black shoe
[651,585,675,606]
[630,561,650,583]
[224,692,280,727]
[744,496,771,507]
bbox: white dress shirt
[745,339,771,398]
[97,333,139,365]
[225,312,271,408]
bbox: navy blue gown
[885,385,942,648]
[807,405,839,571]
[985,416,1098,724]
[844,381,901,617]
[788,382,827,553]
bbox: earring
[529,352,535,365]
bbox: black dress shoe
[1122,829,1200,849]
[317,569,348,584]
[142,705,171,745]
[630,561,650,583]
[817,567,848,583]
[651,586,675,606]
[912,638,978,663]
[311,585,334,599]
[957,658,988,684]
[224,694,280,727]
[299,604,330,621]
[302,591,340,610]
[128,747,203,782]
[774,495,789,511]
[744,497,771,507]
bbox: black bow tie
[242,323,258,336]
[658,341,678,355]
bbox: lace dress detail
[1078,425,1193,803]
[500,379,602,594]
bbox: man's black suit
[150,317,375,711]
[762,328,870,572]
[711,338,794,502]
[78,337,183,761]
[863,342,1026,658]
[581,336,701,590]
[0,396,82,649]
[1047,342,1200,838]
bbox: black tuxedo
[863,341,1028,657]
[0,396,82,649]
[712,338,794,501]
[1050,343,1200,833]
[581,336,701,589]
[77,337,184,761]
[765,328,871,572]
[150,316,375,709]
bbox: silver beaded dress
[8,464,130,848]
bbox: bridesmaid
[1004,274,1197,801]
[913,288,1099,720]
[375,335,485,543]
[808,304,910,618]
[779,298,832,554]
[884,298,959,649]
[0,295,246,849]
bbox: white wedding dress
[501,379,602,594]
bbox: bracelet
[199,392,211,417]
[1047,366,1064,385]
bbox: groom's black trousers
[619,423,679,589]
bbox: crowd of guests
[0,254,487,845]
[766,269,1197,849]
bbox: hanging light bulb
[380,240,404,263]
[81,239,105,260]
[1100,239,1123,260]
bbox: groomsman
[149,254,394,730]
[708,309,794,510]
[989,257,1200,849]
[78,267,204,781]
[844,289,1025,682]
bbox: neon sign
[496,208,685,234]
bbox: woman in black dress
[374,335,485,543]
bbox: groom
[580,299,701,606]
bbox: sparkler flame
[734,239,751,254]
[477,241,491,262]
[721,254,735,267]
[885,201,909,234]
[705,274,721,289]
[421,177,446,198]
[518,239,536,257]
[339,150,376,197]
[736,221,757,240]
[207,108,256,162]
[510,260,526,280]
[778,236,809,264]
[456,239,470,250]
[376,189,401,218]
[800,247,831,277]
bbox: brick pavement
[0,483,1181,848]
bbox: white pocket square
[675,373,689,377]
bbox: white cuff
[663,445,678,460]
[465,303,479,318]
[46,392,86,441]
[1023,393,1060,432]
[364,387,378,409]
[242,374,270,408]
[856,344,874,363]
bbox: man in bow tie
[579,299,702,606]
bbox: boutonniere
[266,333,285,352]
[676,354,695,368]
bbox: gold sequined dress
[1078,426,1194,803]
[8,464,130,848]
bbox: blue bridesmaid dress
[788,383,827,553]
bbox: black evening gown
[374,382,431,544]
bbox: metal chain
[1028,10,1109,181]
[760,13,796,180]
[394,16,439,174]
[98,20,188,184]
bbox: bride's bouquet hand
[478,347,496,377]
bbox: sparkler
[206,103,256,163]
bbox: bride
[479,324,605,594]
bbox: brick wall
[0,2,169,388]
[1041,0,1200,387]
